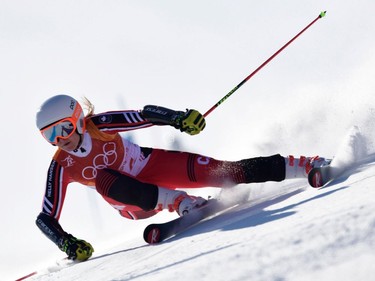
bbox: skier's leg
[136,149,286,187]
[95,168,205,216]
[134,149,329,188]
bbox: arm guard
[36,212,67,247]
[141,105,184,129]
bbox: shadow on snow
[166,185,350,241]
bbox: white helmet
[36,95,85,134]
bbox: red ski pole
[204,11,327,117]
[15,271,37,281]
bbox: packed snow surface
[25,129,375,280]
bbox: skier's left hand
[179,109,206,135]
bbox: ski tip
[310,171,323,188]
[319,11,327,18]
[144,225,161,244]
[308,168,324,188]
[308,165,333,188]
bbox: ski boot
[156,187,207,216]
[285,155,331,179]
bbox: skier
[35,94,329,261]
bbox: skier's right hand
[178,109,206,135]
[59,234,94,261]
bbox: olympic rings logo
[82,142,118,180]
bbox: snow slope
[21,129,375,281]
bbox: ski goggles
[40,118,77,145]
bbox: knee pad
[95,168,158,211]
[95,169,120,197]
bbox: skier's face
[55,130,81,152]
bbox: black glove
[58,234,94,261]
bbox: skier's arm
[35,160,93,261]
[36,213,93,261]
[89,106,206,135]
[88,110,153,133]
[141,105,206,135]
[36,212,67,246]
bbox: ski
[143,198,236,244]
[308,163,348,188]
[308,152,375,188]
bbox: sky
[1,1,374,280]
